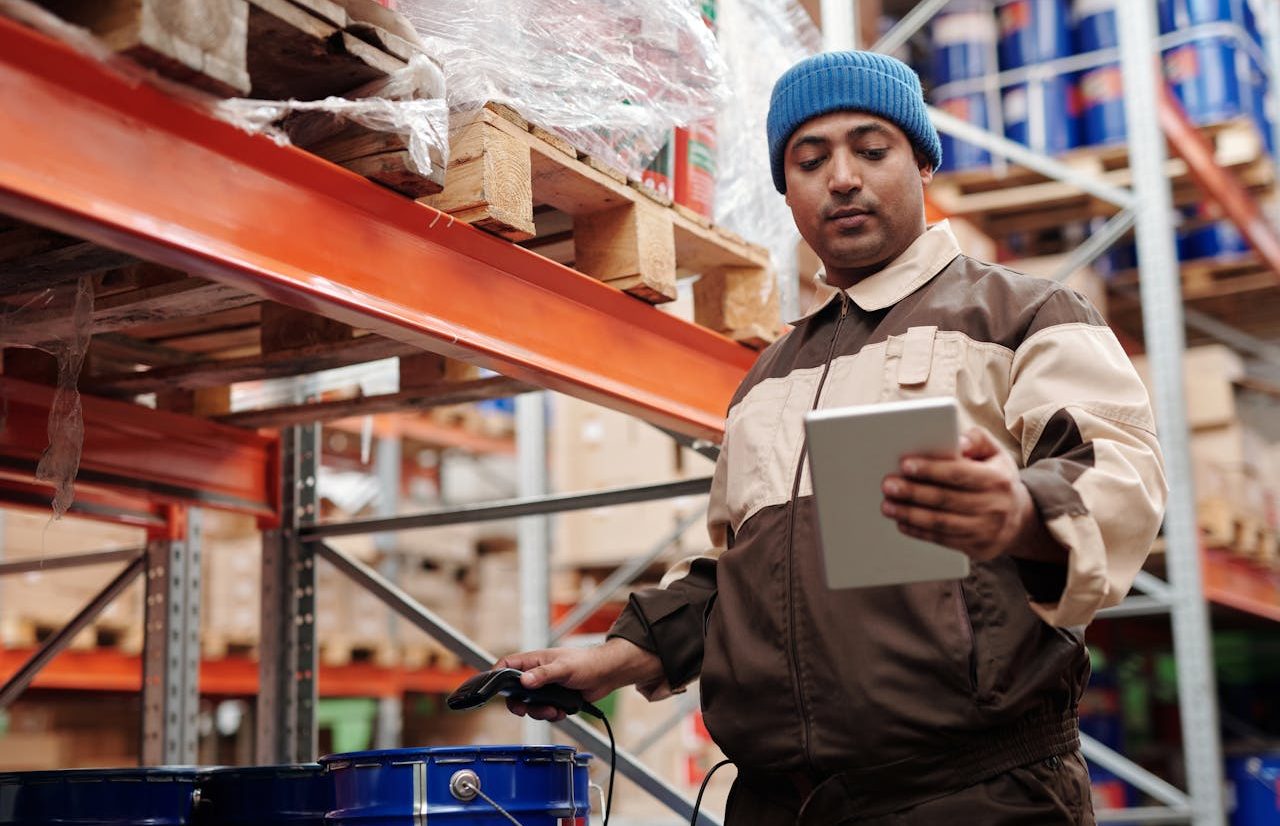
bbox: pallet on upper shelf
[1199,498,1279,569]
[1104,251,1280,345]
[929,119,1275,238]
[11,0,446,197]
[420,105,781,348]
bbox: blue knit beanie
[767,51,942,193]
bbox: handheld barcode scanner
[446,667,603,718]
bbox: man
[499,51,1167,824]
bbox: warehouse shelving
[0,1,1277,825]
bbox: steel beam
[257,425,320,763]
[0,553,144,709]
[871,0,949,55]
[1054,210,1136,284]
[1096,808,1193,824]
[550,506,706,644]
[0,548,142,577]
[1081,734,1192,811]
[516,392,551,744]
[142,509,202,764]
[303,477,713,540]
[1094,596,1173,619]
[0,378,277,519]
[1117,2,1225,822]
[0,18,753,443]
[316,542,722,826]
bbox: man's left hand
[881,426,1039,562]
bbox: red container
[674,122,716,219]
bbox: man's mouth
[827,207,873,228]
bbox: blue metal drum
[1003,74,1080,155]
[931,6,998,171]
[997,0,1073,68]
[1164,36,1253,126]
[322,746,589,826]
[1072,0,1127,145]
[0,767,200,825]
[1226,753,1280,826]
[195,764,332,826]
[572,753,592,819]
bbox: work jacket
[609,221,1167,817]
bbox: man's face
[783,111,933,283]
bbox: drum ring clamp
[449,769,480,802]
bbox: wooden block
[332,0,418,42]
[42,0,251,95]
[421,119,535,241]
[531,125,578,159]
[485,102,530,132]
[574,203,677,304]
[398,352,447,388]
[585,155,628,185]
[694,266,781,349]
[246,0,392,99]
[259,303,354,354]
[155,385,233,416]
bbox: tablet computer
[805,396,971,589]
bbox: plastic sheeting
[216,54,450,180]
[396,0,728,178]
[714,0,821,320]
[0,278,93,518]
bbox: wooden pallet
[1,616,143,655]
[14,0,446,197]
[930,119,1275,239]
[421,106,781,348]
[1199,498,1278,565]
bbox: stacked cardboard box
[1130,345,1280,562]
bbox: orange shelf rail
[0,648,474,698]
[0,16,754,443]
[0,378,278,521]
[1202,548,1280,623]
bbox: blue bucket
[1226,753,1280,826]
[195,764,333,826]
[0,767,200,825]
[931,7,997,85]
[572,754,592,818]
[1165,36,1253,126]
[935,92,994,170]
[1072,0,1126,146]
[322,746,590,826]
[1003,74,1080,154]
[997,0,1073,68]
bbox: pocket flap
[897,325,937,386]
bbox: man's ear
[915,152,935,186]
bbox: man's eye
[798,156,825,170]
[861,148,888,160]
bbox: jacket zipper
[956,582,978,694]
[786,291,850,772]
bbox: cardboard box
[1130,345,1245,430]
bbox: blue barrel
[1161,0,1250,31]
[1226,753,1280,826]
[572,754,592,817]
[195,765,333,826]
[997,0,1073,68]
[322,746,589,825]
[0,767,200,825]
[1073,0,1126,145]
[1165,36,1252,126]
[931,8,998,171]
[1003,74,1080,154]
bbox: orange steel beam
[1202,548,1280,623]
[0,475,167,530]
[0,18,753,443]
[1158,85,1280,281]
[0,649,474,697]
[0,378,278,519]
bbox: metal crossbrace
[302,477,713,540]
[1081,734,1192,812]
[1094,595,1174,619]
[926,107,1136,210]
[632,688,701,757]
[550,506,708,644]
[1095,807,1193,824]
[316,542,723,826]
[0,547,141,577]
[0,553,145,709]
[871,0,950,55]
[1131,571,1175,602]
[1054,210,1137,283]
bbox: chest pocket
[880,325,958,401]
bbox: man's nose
[828,152,861,194]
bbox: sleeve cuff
[606,590,706,689]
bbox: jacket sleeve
[606,436,730,697]
[1004,288,1168,627]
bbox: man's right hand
[495,637,665,722]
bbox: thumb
[961,427,1000,461]
[522,659,571,689]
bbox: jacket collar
[799,221,962,319]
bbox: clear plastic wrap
[396,0,729,177]
[216,54,450,179]
[714,0,821,319]
[0,277,93,518]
